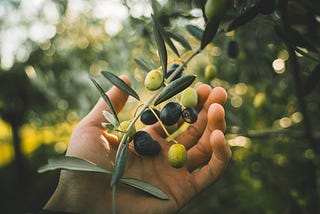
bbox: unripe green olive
[117,120,136,141]
[165,124,178,134]
[204,0,228,21]
[168,144,187,168]
[180,87,198,108]
[144,69,163,91]
[204,64,217,80]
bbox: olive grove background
[0,0,319,213]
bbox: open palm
[44,76,231,214]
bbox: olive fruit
[144,69,163,91]
[180,87,198,108]
[182,107,198,124]
[204,0,228,21]
[227,40,239,59]
[168,144,187,168]
[140,108,160,125]
[160,102,182,126]
[204,64,217,80]
[117,120,136,141]
[133,131,161,156]
[257,0,277,15]
[165,124,178,134]
[166,64,183,81]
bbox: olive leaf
[154,75,196,106]
[292,46,320,63]
[200,19,220,50]
[101,71,140,101]
[225,6,259,32]
[167,31,192,51]
[90,77,119,123]
[151,15,180,57]
[152,15,168,77]
[37,156,112,174]
[186,24,203,41]
[110,140,130,186]
[274,25,320,63]
[120,178,169,200]
[103,110,119,128]
[304,64,320,95]
[101,122,116,130]
[274,25,319,54]
[134,57,155,72]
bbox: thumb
[192,130,231,192]
[82,75,131,126]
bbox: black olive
[160,102,182,126]
[182,107,198,124]
[133,131,161,156]
[140,108,160,125]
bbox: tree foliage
[0,0,320,213]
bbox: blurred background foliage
[0,0,319,213]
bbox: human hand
[44,76,231,214]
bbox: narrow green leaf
[120,178,169,200]
[154,75,196,106]
[186,24,203,41]
[200,19,220,50]
[275,25,319,54]
[304,64,320,95]
[226,6,259,32]
[167,31,192,50]
[101,71,140,101]
[134,57,155,72]
[37,156,112,174]
[103,110,119,128]
[110,140,130,186]
[293,46,320,63]
[151,15,180,57]
[101,122,116,130]
[274,25,320,63]
[90,77,119,123]
[152,19,167,77]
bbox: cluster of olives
[127,64,199,168]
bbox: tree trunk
[11,123,28,213]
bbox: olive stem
[112,185,117,214]
[111,47,203,213]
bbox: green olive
[204,64,217,80]
[117,120,136,141]
[168,144,187,168]
[180,87,198,108]
[204,0,228,21]
[144,69,163,91]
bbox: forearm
[44,170,112,214]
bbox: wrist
[44,170,112,214]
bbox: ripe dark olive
[133,131,161,156]
[166,64,183,81]
[140,108,160,125]
[257,0,277,15]
[182,107,198,124]
[160,102,182,126]
[227,40,239,59]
